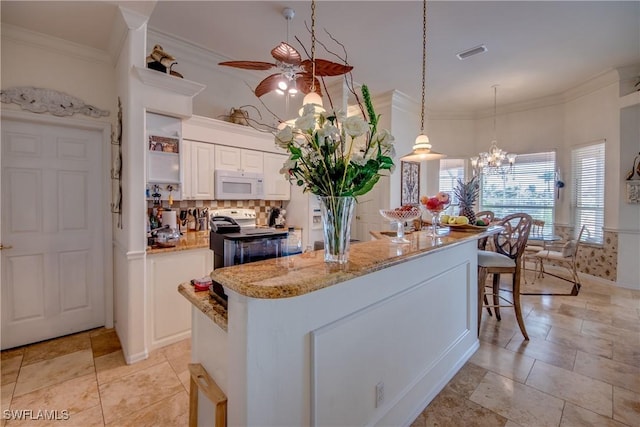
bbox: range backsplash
[147,199,287,226]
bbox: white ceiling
[2,1,639,112]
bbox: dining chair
[522,219,545,283]
[533,225,586,296]
[477,213,532,340]
[475,211,495,250]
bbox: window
[572,142,605,244]
[479,151,556,230]
[439,159,465,205]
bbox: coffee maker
[268,207,286,228]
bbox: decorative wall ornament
[626,181,640,204]
[0,86,109,118]
[401,161,420,206]
[111,98,123,228]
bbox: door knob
[0,244,13,250]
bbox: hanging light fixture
[400,0,445,162]
[470,85,516,176]
[300,0,325,114]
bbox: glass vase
[319,196,356,264]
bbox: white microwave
[214,170,264,200]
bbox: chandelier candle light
[471,85,516,175]
[400,0,445,162]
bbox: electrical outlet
[375,381,384,408]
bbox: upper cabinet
[263,152,290,200]
[182,140,216,200]
[215,145,263,173]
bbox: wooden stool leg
[512,270,529,340]
[189,363,227,427]
[492,273,501,321]
[478,266,488,336]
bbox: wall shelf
[133,65,205,98]
[619,91,640,110]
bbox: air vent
[456,45,488,60]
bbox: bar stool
[477,213,532,340]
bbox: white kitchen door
[1,117,105,349]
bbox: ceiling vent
[456,45,488,60]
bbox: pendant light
[300,0,324,114]
[400,0,445,161]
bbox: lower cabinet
[146,248,213,351]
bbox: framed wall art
[401,161,420,205]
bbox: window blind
[439,159,465,205]
[571,142,605,244]
[480,151,556,230]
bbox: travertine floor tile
[526,360,612,417]
[581,320,640,346]
[166,350,191,393]
[99,361,183,424]
[104,390,188,427]
[90,329,121,359]
[526,308,583,331]
[469,342,534,383]
[21,333,91,366]
[417,387,507,427]
[612,386,640,426]
[8,374,100,423]
[560,402,628,427]
[13,350,94,398]
[506,335,577,371]
[469,371,563,427]
[159,338,190,361]
[445,362,488,399]
[1,382,15,420]
[478,317,517,348]
[546,325,613,359]
[612,341,640,370]
[1,357,22,385]
[94,349,166,386]
[574,351,640,394]
[0,348,24,362]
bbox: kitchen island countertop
[208,225,502,300]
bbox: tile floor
[1,270,638,426]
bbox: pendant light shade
[400,0,445,162]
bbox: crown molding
[561,68,620,103]
[1,23,112,65]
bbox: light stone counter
[208,226,502,299]
[146,230,209,254]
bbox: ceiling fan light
[298,92,325,115]
[277,80,288,91]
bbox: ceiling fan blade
[301,59,353,77]
[218,61,275,71]
[297,73,322,96]
[254,74,284,97]
[271,42,302,65]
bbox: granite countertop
[178,282,228,331]
[146,230,209,254]
[209,226,502,300]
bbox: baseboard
[124,349,149,365]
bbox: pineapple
[453,176,480,225]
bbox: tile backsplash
[147,199,287,226]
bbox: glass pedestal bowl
[379,208,422,243]
[420,200,451,237]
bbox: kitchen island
[179,226,501,426]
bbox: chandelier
[471,85,516,175]
[400,0,445,161]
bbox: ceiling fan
[218,8,352,98]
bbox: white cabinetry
[182,140,215,200]
[263,152,290,200]
[146,248,213,351]
[215,145,263,173]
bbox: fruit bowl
[379,207,421,243]
[419,192,451,237]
